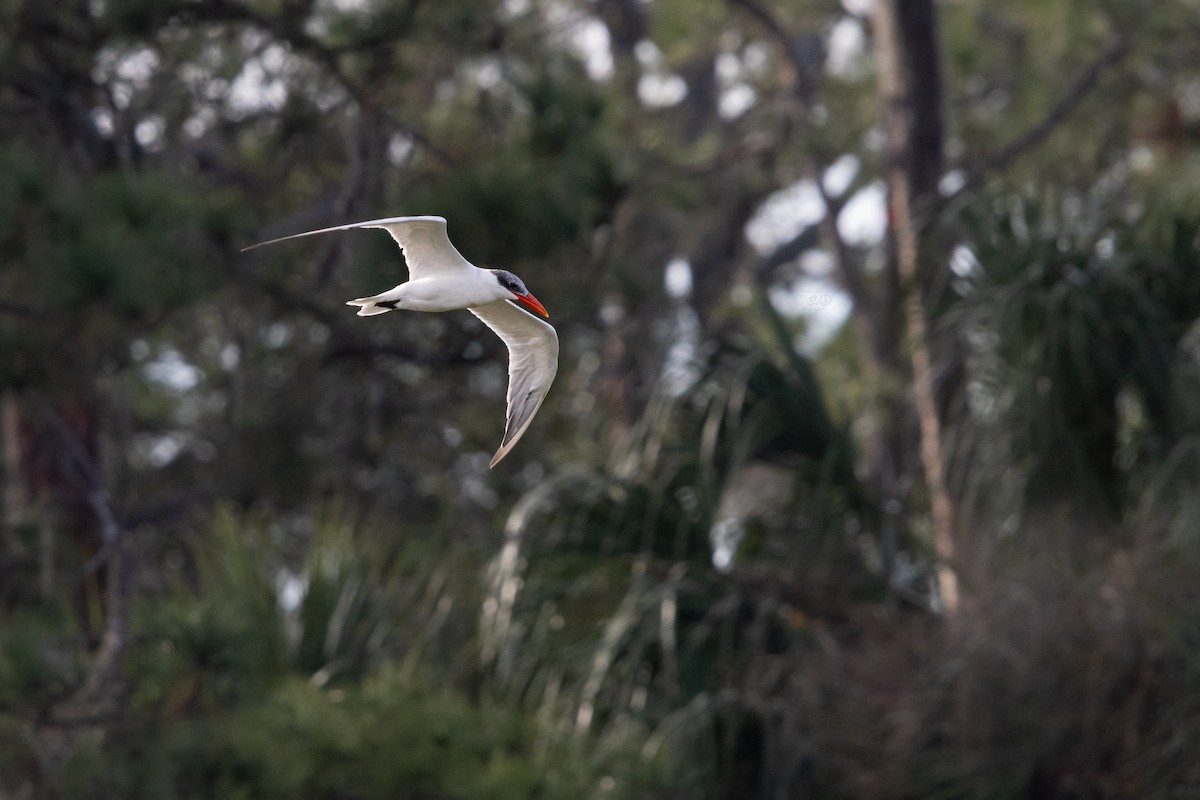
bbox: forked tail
[346,294,399,317]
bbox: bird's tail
[346,293,398,317]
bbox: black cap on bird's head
[491,269,527,294]
[491,269,549,319]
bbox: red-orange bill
[514,292,549,319]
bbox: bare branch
[180,0,452,165]
[977,37,1130,176]
[729,0,823,101]
[933,36,1132,221]
[32,399,131,728]
[754,224,821,283]
[814,179,874,319]
[186,0,361,101]
[381,110,457,166]
[38,403,120,547]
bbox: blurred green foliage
[4,0,1200,797]
[2,509,682,798]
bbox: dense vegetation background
[3,0,1200,797]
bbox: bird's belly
[398,277,495,312]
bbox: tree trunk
[872,0,958,609]
[5,390,109,624]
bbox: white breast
[397,272,507,312]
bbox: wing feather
[468,300,559,467]
[242,215,475,280]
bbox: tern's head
[491,269,549,319]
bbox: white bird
[243,215,558,467]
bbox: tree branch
[39,403,120,548]
[814,178,874,321]
[754,224,821,283]
[933,35,1132,222]
[977,37,1130,176]
[729,0,823,101]
[178,0,453,165]
[381,109,458,166]
[34,400,131,728]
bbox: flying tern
[243,215,558,467]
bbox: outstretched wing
[242,215,476,280]
[468,300,559,467]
